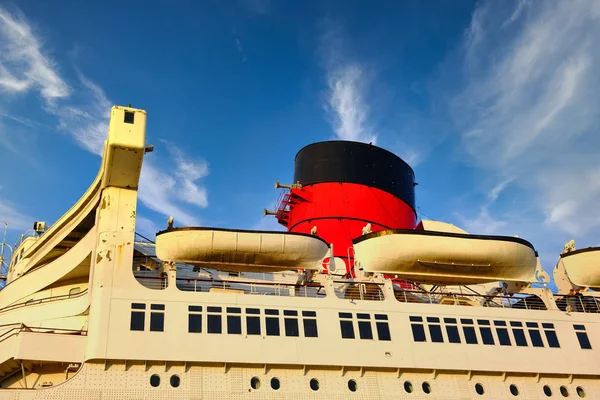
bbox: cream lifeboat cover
[156,227,330,272]
[353,229,538,285]
[559,247,600,290]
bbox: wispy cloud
[135,216,162,239]
[319,22,376,144]
[0,6,210,228]
[0,6,69,102]
[0,194,33,231]
[452,0,600,238]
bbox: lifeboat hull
[560,247,600,289]
[353,229,537,285]
[156,228,330,272]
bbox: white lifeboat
[353,229,538,285]
[559,247,600,290]
[155,228,330,272]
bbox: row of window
[409,316,593,349]
[130,303,319,338]
[338,312,392,340]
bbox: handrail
[0,324,87,345]
[0,289,88,315]
[174,276,324,289]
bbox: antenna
[0,222,12,282]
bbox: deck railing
[176,277,326,298]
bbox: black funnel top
[293,141,416,210]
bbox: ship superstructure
[0,106,598,399]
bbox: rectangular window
[429,324,444,343]
[246,316,261,335]
[573,324,586,331]
[246,308,260,314]
[375,315,391,341]
[340,320,355,339]
[303,318,318,337]
[150,312,164,332]
[149,304,164,332]
[494,320,507,326]
[340,312,353,319]
[208,314,222,334]
[444,317,457,324]
[427,317,440,323]
[446,325,461,343]
[544,330,560,348]
[207,306,222,313]
[188,305,202,333]
[130,303,146,331]
[496,328,511,346]
[358,320,373,340]
[227,315,242,334]
[285,317,300,337]
[461,318,474,324]
[477,319,490,325]
[189,314,202,333]
[479,327,495,345]
[463,326,478,344]
[512,328,528,346]
[576,332,592,349]
[284,310,298,316]
[411,324,426,342]
[266,317,280,336]
[528,329,544,347]
[302,310,317,317]
[542,323,554,329]
[130,311,145,331]
[409,316,423,322]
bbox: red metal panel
[281,182,416,274]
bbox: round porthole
[544,385,553,397]
[404,381,413,393]
[250,377,260,390]
[475,383,484,395]
[169,375,180,388]
[422,381,431,394]
[310,378,320,391]
[271,377,280,390]
[560,386,569,397]
[348,379,357,392]
[510,384,519,396]
[576,386,585,398]
[150,374,160,387]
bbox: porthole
[271,377,280,390]
[310,378,320,391]
[170,375,180,388]
[510,384,519,396]
[544,385,553,397]
[348,379,357,392]
[560,386,569,397]
[250,377,260,390]
[404,381,413,393]
[576,386,585,398]
[475,383,484,395]
[422,381,431,394]
[150,374,160,387]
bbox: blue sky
[1,0,599,277]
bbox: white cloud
[0,196,32,232]
[135,216,161,240]
[0,6,210,229]
[452,0,600,238]
[487,177,514,203]
[0,7,70,101]
[319,22,376,144]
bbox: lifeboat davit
[156,227,330,272]
[353,229,538,285]
[559,247,600,290]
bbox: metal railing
[554,294,600,313]
[0,324,87,345]
[0,289,89,315]
[393,289,549,310]
[334,281,385,301]
[176,277,326,298]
